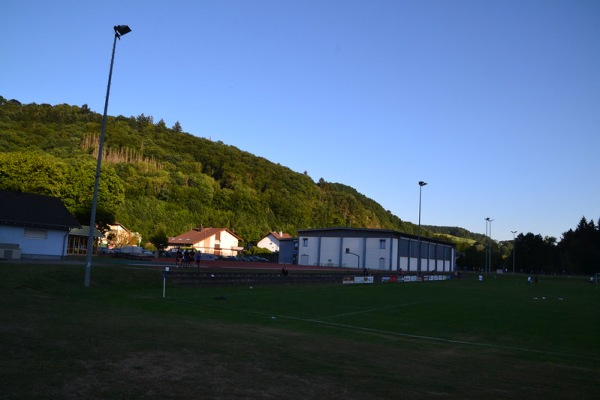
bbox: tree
[148,229,169,253]
[511,233,558,274]
[558,217,600,275]
[456,241,485,271]
[172,121,182,132]
[0,152,72,197]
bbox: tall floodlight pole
[511,230,517,273]
[485,217,493,273]
[489,219,493,273]
[484,219,488,273]
[417,181,427,274]
[84,25,132,287]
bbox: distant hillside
[424,225,487,243]
[0,97,472,245]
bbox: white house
[102,222,141,248]
[257,231,292,252]
[168,227,243,257]
[0,190,81,259]
[291,227,455,272]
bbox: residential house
[102,222,141,249]
[257,231,292,252]
[168,227,243,257]
[0,190,81,259]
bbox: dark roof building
[0,190,81,259]
[0,190,80,230]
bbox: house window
[302,238,308,247]
[379,257,386,268]
[24,229,47,239]
[380,239,386,249]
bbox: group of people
[175,248,201,268]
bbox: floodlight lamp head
[114,25,132,37]
[418,181,427,187]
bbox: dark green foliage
[511,232,559,274]
[0,98,408,244]
[457,218,600,275]
[425,225,487,242]
[556,217,600,275]
[147,229,169,252]
[0,151,124,229]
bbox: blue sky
[2,0,599,241]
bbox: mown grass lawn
[1,262,598,399]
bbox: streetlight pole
[485,217,493,273]
[511,230,517,273]
[489,219,493,273]
[84,25,132,287]
[417,181,427,274]
[484,219,488,273]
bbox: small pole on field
[162,267,169,298]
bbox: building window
[410,240,419,258]
[399,238,410,257]
[24,229,47,239]
[303,238,308,247]
[379,257,385,268]
[379,239,386,249]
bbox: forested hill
[2,97,439,245]
[423,225,487,243]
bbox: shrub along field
[1,262,598,399]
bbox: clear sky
[2,0,599,241]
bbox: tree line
[455,217,599,276]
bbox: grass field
[1,261,598,399]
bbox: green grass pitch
[1,263,598,399]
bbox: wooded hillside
[0,97,418,245]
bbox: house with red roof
[168,227,243,257]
